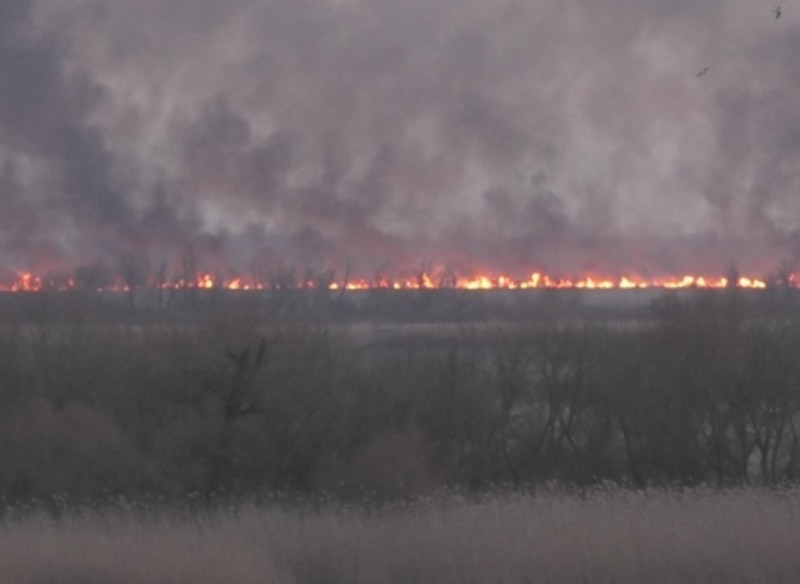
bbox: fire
[0,269,778,293]
[11,272,40,292]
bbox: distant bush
[0,289,799,507]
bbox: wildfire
[0,270,780,293]
[13,272,40,292]
[325,272,772,291]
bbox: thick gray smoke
[1,0,799,282]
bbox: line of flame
[0,270,787,293]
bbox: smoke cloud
[1,0,799,281]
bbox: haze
[1,0,798,281]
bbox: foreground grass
[2,488,800,583]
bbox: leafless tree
[119,253,150,312]
[201,333,279,499]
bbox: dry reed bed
[1,488,799,583]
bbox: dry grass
[1,488,799,583]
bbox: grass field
[2,488,800,583]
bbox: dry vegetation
[0,288,799,581]
[0,488,799,583]
[1,288,800,507]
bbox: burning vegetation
[0,267,785,293]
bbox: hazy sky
[0,0,798,279]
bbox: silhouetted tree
[119,253,150,312]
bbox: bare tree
[119,253,150,313]
[151,258,170,311]
[202,334,279,499]
[180,246,198,310]
[269,264,298,315]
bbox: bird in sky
[697,67,709,77]
[775,6,782,18]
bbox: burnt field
[0,286,640,324]
[0,284,794,327]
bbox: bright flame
[14,272,40,292]
[0,269,779,293]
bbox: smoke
[0,0,798,280]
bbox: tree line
[0,288,799,511]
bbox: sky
[0,0,798,282]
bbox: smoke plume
[1,0,799,281]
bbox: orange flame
[0,269,778,293]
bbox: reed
[1,488,799,583]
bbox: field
[1,287,799,581]
[0,488,799,583]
